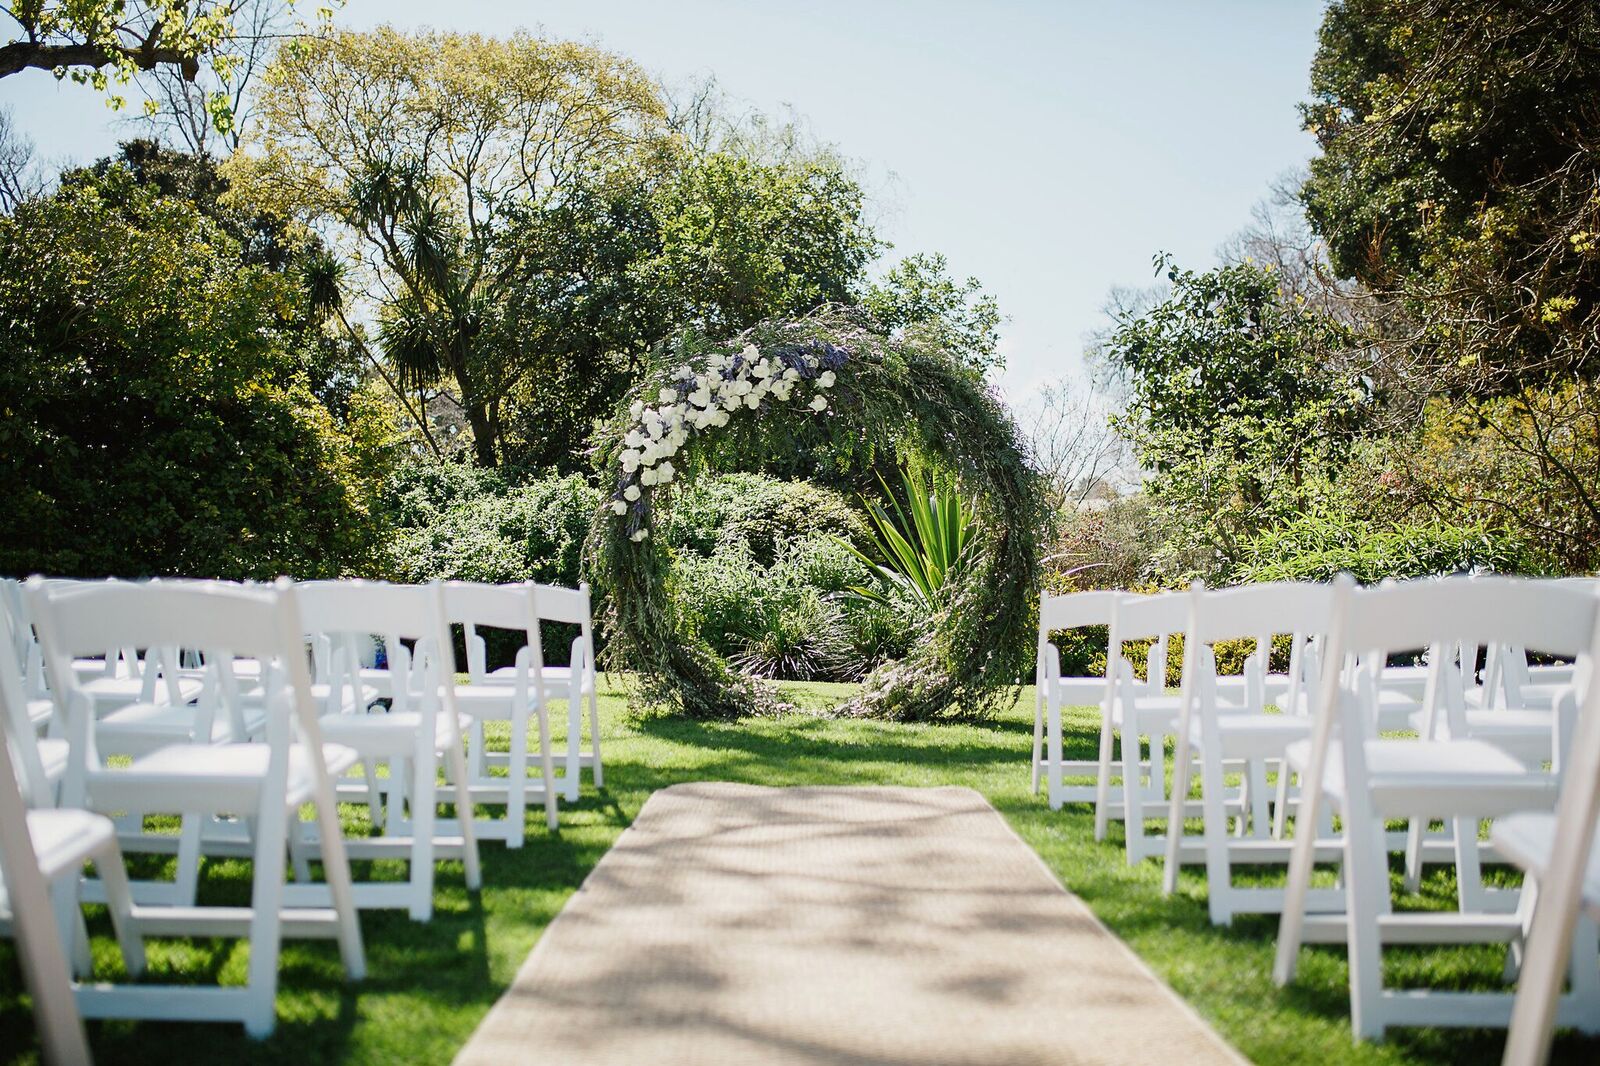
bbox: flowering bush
[606,339,849,542]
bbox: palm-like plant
[838,466,979,612]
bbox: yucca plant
[837,466,979,612]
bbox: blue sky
[0,0,1326,401]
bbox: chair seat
[1286,737,1555,817]
[36,737,68,785]
[1277,687,1418,731]
[309,682,380,716]
[87,742,359,813]
[1465,684,1563,711]
[1491,812,1600,918]
[319,711,471,758]
[24,808,118,881]
[83,675,203,713]
[26,698,52,729]
[1187,712,1312,758]
[97,701,266,751]
[454,684,538,719]
[1408,706,1553,742]
[486,665,586,697]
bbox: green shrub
[664,473,864,565]
[1235,508,1539,583]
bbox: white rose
[640,467,659,486]
[657,461,675,482]
[783,367,800,381]
[625,429,645,448]
[611,500,627,515]
[658,387,677,404]
[629,400,645,418]
[740,344,759,359]
[744,392,760,409]
[623,484,641,502]
[818,370,836,388]
[722,394,741,411]
[689,387,712,408]
[711,410,730,427]
[631,529,648,543]
[772,385,791,402]
[810,395,828,412]
[676,364,692,379]
[620,449,641,472]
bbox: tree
[130,0,299,154]
[0,159,391,578]
[864,252,1002,379]
[1301,0,1600,389]
[230,27,672,467]
[0,105,42,211]
[1104,256,1369,575]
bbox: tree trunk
[465,399,498,467]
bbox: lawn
[1,677,1594,1065]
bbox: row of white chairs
[0,575,600,1061]
[1034,574,1600,1060]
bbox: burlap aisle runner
[456,783,1246,1066]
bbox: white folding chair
[1275,575,1600,1040]
[26,577,365,1038]
[294,580,482,921]
[1497,705,1600,1062]
[0,697,94,1065]
[1161,581,1344,924]
[1094,592,1201,864]
[483,581,601,801]
[1036,590,1121,805]
[446,581,559,845]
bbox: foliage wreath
[587,306,1048,721]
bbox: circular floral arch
[588,307,1048,721]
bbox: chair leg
[50,882,91,978]
[93,841,146,978]
[243,781,290,1039]
[1200,745,1235,925]
[446,738,482,892]
[1122,727,1144,866]
[564,699,581,803]
[1272,760,1291,839]
[538,703,558,832]
[308,753,365,982]
[1453,817,1489,913]
[587,686,603,790]
[363,760,384,831]
[1248,759,1271,839]
[1163,732,1194,894]
[1093,712,1114,841]
[1343,797,1391,1041]
[1402,817,1425,894]
[173,812,203,906]
[408,750,435,922]
[1031,688,1045,795]
[506,708,528,849]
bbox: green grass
[2,677,1596,1065]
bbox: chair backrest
[1037,590,1125,686]
[1182,580,1334,721]
[532,581,594,676]
[1328,575,1599,744]
[1038,590,1122,635]
[442,581,550,696]
[0,599,51,807]
[295,580,458,723]
[24,577,319,806]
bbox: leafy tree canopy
[864,252,1002,379]
[1302,0,1600,387]
[0,156,391,579]
[1105,256,1369,575]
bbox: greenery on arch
[587,306,1048,721]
